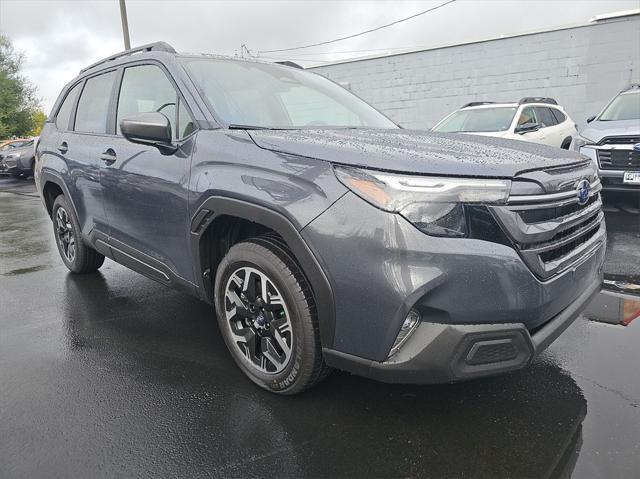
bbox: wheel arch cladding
[41,173,69,217]
[191,196,336,348]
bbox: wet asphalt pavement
[1,176,639,478]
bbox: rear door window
[55,82,82,131]
[74,71,117,134]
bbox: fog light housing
[388,308,421,358]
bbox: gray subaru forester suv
[572,84,640,192]
[36,42,605,394]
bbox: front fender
[188,130,348,348]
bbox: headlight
[570,135,595,152]
[334,166,511,237]
[6,152,21,160]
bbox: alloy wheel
[56,206,76,263]
[223,266,293,374]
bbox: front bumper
[578,146,640,192]
[599,171,640,192]
[303,190,606,369]
[0,155,28,175]
[323,274,601,383]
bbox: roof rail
[79,41,176,74]
[462,101,495,108]
[519,97,557,105]
[275,60,304,69]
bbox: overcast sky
[1,0,637,112]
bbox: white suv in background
[432,98,578,149]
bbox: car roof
[78,42,298,80]
[461,102,564,110]
[462,103,518,109]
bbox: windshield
[182,58,397,129]
[433,107,517,133]
[599,92,640,121]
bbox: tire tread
[215,234,331,394]
[52,194,105,273]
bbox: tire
[214,235,331,394]
[52,195,105,273]
[561,137,572,150]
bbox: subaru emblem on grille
[634,143,640,152]
[576,179,590,205]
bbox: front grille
[538,222,600,262]
[518,194,598,223]
[598,149,640,170]
[599,136,640,145]
[491,177,605,280]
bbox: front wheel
[52,195,105,273]
[214,236,330,394]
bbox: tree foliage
[30,110,48,136]
[0,34,41,139]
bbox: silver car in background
[572,84,640,192]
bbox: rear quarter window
[550,108,567,124]
[55,83,82,131]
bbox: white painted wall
[311,15,640,130]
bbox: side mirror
[586,115,596,123]
[120,112,177,154]
[515,122,541,134]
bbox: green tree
[30,110,47,136]
[0,34,40,139]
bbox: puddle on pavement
[584,278,640,326]
[2,264,52,276]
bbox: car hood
[580,119,640,142]
[248,129,584,177]
[451,131,510,138]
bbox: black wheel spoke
[55,206,76,262]
[243,272,257,302]
[261,336,285,369]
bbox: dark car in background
[36,42,605,394]
[0,138,36,178]
[572,84,640,192]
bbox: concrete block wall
[311,15,640,130]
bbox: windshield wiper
[227,124,270,130]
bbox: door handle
[58,142,68,154]
[100,148,117,165]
